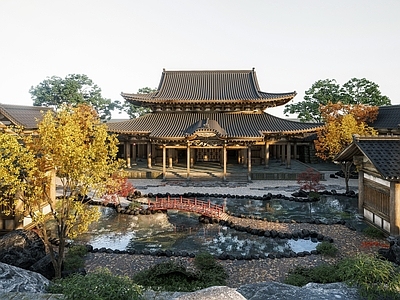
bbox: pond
[71,195,359,256]
[209,195,359,223]
[73,207,318,256]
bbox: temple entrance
[177,149,187,164]
[196,148,221,162]
[227,149,238,164]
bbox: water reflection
[209,195,358,222]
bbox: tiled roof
[121,69,296,106]
[370,104,400,130]
[107,112,322,140]
[335,136,400,180]
[0,104,53,129]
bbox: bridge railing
[148,196,225,218]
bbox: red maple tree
[297,168,325,193]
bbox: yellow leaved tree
[315,102,378,192]
[0,104,124,278]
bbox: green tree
[284,78,391,122]
[284,79,342,122]
[122,87,155,118]
[30,74,121,121]
[341,78,391,106]
[0,105,124,278]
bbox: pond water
[72,195,359,256]
[73,207,318,256]
[210,195,359,223]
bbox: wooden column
[132,143,137,165]
[242,149,247,166]
[247,145,252,181]
[286,142,291,169]
[223,144,227,181]
[390,182,400,236]
[125,141,131,168]
[281,144,286,165]
[358,170,364,214]
[190,149,194,167]
[147,142,152,168]
[168,149,173,168]
[186,143,190,180]
[162,145,166,180]
[264,141,270,168]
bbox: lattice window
[363,180,390,218]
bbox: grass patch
[337,254,400,300]
[284,264,341,286]
[316,241,338,257]
[362,226,385,239]
[285,254,400,300]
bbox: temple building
[335,104,400,236]
[107,69,323,180]
[0,104,55,233]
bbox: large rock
[0,229,46,270]
[237,281,362,300]
[0,262,51,293]
[142,282,362,300]
[29,253,56,280]
[379,236,400,265]
[176,286,245,300]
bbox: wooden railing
[148,196,225,219]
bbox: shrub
[48,268,143,300]
[133,261,198,292]
[133,253,228,292]
[285,253,400,299]
[128,201,142,210]
[337,254,400,300]
[284,264,341,286]
[63,245,88,272]
[362,226,385,239]
[316,241,338,257]
[194,252,228,287]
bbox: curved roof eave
[121,93,296,103]
[261,127,323,135]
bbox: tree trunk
[40,224,61,279]
[342,161,352,193]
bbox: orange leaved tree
[314,102,378,192]
[0,104,124,278]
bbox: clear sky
[1,0,399,118]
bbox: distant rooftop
[0,103,53,129]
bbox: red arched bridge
[147,196,228,220]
